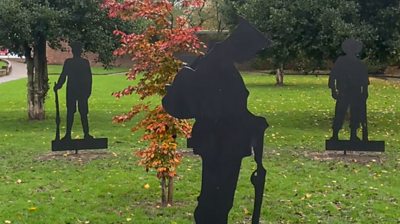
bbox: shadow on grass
[245,82,327,91]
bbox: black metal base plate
[52,138,108,151]
[325,139,385,152]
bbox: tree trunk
[25,45,35,118]
[27,34,49,120]
[275,64,284,86]
[161,176,167,207]
[167,176,174,205]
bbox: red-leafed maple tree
[102,0,205,206]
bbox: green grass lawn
[0,60,7,68]
[0,74,399,223]
[48,64,129,75]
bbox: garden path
[0,59,26,84]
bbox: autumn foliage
[102,0,204,205]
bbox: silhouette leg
[194,152,242,224]
[331,98,348,140]
[63,96,77,141]
[78,98,92,139]
[80,113,92,139]
[350,99,361,141]
[62,111,74,140]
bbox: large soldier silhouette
[329,39,369,141]
[163,18,270,224]
[54,42,93,140]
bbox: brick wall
[46,32,228,68]
[46,42,132,67]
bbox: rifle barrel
[54,83,60,140]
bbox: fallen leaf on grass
[295,211,304,217]
[28,207,37,212]
[301,193,312,200]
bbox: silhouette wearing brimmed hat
[163,18,270,224]
[329,38,369,141]
[54,41,93,140]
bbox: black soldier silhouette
[52,42,107,152]
[329,38,369,141]
[162,18,270,224]
[326,39,384,152]
[55,42,93,140]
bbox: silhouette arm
[87,61,92,96]
[55,60,68,90]
[328,75,338,100]
[328,74,336,89]
[363,85,368,99]
[362,67,369,99]
[162,67,196,119]
[363,79,369,99]
[329,58,342,100]
[252,117,268,165]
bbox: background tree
[0,1,60,120]
[356,0,400,69]
[184,0,230,32]
[0,0,130,120]
[238,0,374,85]
[219,0,245,29]
[103,0,204,206]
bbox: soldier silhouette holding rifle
[329,39,369,141]
[163,18,270,224]
[54,41,93,140]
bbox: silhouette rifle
[361,102,368,141]
[250,130,266,224]
[54,82,60,141]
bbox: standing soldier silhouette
[163,18,270,224]
[329,39,369,141]
[54,42,93,140]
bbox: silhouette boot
[81,114,93,139]
[62,113,74,141]
[330,128,339,141]
[350,129,360,141]
[361,123,368,141]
